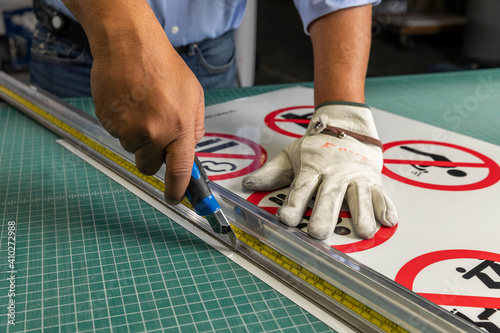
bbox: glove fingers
[307,180,348,240]
[346,182,377,239]
[371,186,398,227]
[242,151,293,191]
[278,167,320,227]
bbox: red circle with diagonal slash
[395,250,500,308]
[196,133,267,181]
[246,190,397,253]
[383,140,500,191]
[265,106,314,138]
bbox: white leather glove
[242,102,398,240]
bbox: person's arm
[309,4,372,105]
[61,0,205,204]
[243,4,397,240]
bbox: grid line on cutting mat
[0,100,336,333]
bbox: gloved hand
[242,102,398,240]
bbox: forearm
[309,5,372,106]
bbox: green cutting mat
[0,99,337,331]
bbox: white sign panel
[202,87,500,329]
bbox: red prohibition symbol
[395,249,500,309]
[265,106,314,138]
[246,190,397,253]
[383,140,500,191]
[196,133,267,181]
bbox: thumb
[164,138,195,205]
[194,89,205,144]
[242,151,293,191]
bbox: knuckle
[136,161,160,175]
[119,138,133,152]
[99,117,119,137]
[135,152,162,176]
[166,162,191,180]
[195,129,205,143]
[136,131,155,151]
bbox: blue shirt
[44,0,379,46]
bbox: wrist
[309,103,380,140]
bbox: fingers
[242,151,294,191]
[307,181,397,240]
[160,88,204,205]
[163,137,195,205]
[372,186,398,227]
[117,129,166,176]
[118,126,198,205]
[308,180,348,240]
[134,141,165,176]
[345,181,378,239]
[278,167,320,227]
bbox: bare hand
[89,17,205,205]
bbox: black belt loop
[33,0,89,47]
[186,43,197,56]
[174,43,198,56]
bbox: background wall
[255,0,478,85]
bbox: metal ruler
[0,71,481,333]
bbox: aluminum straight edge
[212,182,482,333]
[0,72,481,333]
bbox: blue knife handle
[185,156,220,216]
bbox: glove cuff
[315,101,369,110]
[308,102,380,143]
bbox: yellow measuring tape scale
[0,84,408,333]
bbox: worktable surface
[1,68,499,332]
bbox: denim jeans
[29,24,237,98]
